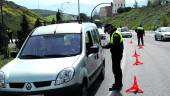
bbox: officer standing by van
[104,24,124,91]
[136,24,145,46]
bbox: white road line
[107,50,126,96]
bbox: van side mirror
[10,51,18,58]
[87,45,99,54]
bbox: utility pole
[78,0,80,21]
[0,0,4,53]
[0,0,4,33]
[0,3,4,30]
[38,0,39,9]
[0,0,8,58]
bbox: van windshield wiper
[44,54,73,58]
[20,55,44,59]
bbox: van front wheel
[99,60,105,81]
[79,84,88,96]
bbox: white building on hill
[112,0,125,14]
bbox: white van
[0,23,105,96]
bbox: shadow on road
[88,78,103,96]
[159,40,170,42]
[109,91,123,96]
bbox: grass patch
[0,47,17,68]
[0,56,13,68]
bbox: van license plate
[27,95,44,96]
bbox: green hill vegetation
[1,1,46,33]
[32,9,77,21]
[31,9,56,21]
[101,4,170,30]
[45,15,56,21]
[45,14,76,21]
[31,9,56,17]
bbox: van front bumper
[0,83,81,96]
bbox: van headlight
[55,68,75,85]
[0,71,5,88]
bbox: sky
[8,0,147,15]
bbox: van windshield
[19,33,81,59]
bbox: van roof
[31,22,96,36]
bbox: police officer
[104,24,124,90]
[7,30,13,43]
[136,25,145,46]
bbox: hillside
[1,1,46,33]
[31,9,56,17]
[101,5,170,30]
[31,9,77,21]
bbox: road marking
[107,50,126,96]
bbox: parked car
[0,23,105,96]
[120,27,132,38]
[155,27,170,41]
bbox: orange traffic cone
[126,75,143,94]
[138,43,143,49]
[132,49,140,57]
[130,38,133,44]
[133,56,143,65]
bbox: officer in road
[7,29,13,43]
[104,24,124,91]
[136,25,145,46]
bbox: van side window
[86,31,93,49]
[95,29,101,43]
[91,29,100,44]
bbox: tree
[158,0,162,5]
[0,24,9,58]
[117,7,132,13]
[134,0,138,8]
[147,0,151,7]
[34,18,42,28]
[51,18,56,24]
[78,13,90,22]
[16,14,30,49]
[162,17,168,27]
[93,10,100,20]
[56,9,62,23]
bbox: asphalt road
[90,31,170,96]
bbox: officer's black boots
[109,84,123,91]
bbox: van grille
[33,81,51,88]
[9,83,25,88]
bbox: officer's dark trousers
[111,53,123,86]
[137,35,144,46]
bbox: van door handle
[95,54,99,59]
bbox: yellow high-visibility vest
[110,31,123,44]
[137,27,144,30]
